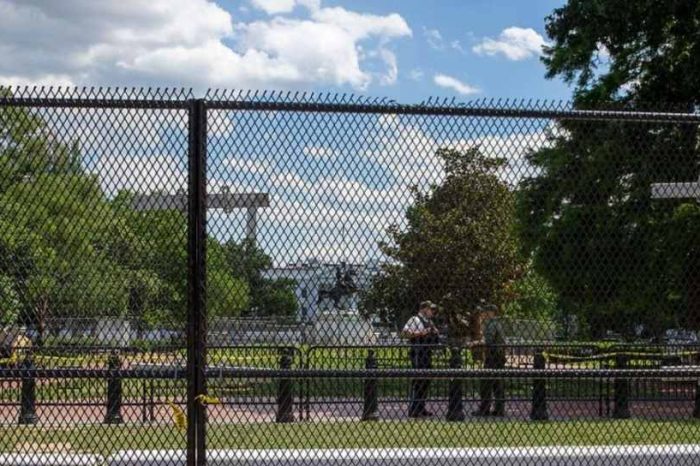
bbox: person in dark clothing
[402,300,439,418]
[472,304,506,417]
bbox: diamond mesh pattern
[0,87,190,464]
[0,87,699,465]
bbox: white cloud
[92,154,186,196]
[595,42,611,63]
[92,152,243,199]
[250,0,297,14]
[312,7,410,39]
[297,0,321,12]
[253,115,550,263]
[250,0,321,15]
[241,19,359,89]
[239,7,410,90]
[619,78,640,95]
[249,0,320,14]
[423,27,444,50]
[472,27,547,61]
[0,0,410,91]
[377,49,398,85]
[303,146,336,158]
[450,40,466,54]
[409,69,424,81]
[423,27,466,55]
[0,74,76,87]
[433,73,480,95]
[224,158,273,174]
[271,172,308,189]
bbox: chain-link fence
[0,87,699,465]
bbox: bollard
[694,352,700,419]
[613,354,630,419]
[445,347,465,421]
[361,350,379,421]
[530,350,548,421]
[18,350,38,425]
[105,350,123,424]
[276,348,294,423]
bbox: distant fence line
[12,316,561,347]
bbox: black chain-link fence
[0,87,699,465]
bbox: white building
[263,259,379,321]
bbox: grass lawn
[1,420,698,456]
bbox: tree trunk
[35,299,48,348]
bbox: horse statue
[317,262,359,309]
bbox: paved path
[0,398,695,425]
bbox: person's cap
[419,300,435,310]
[429,302,439,311]
[479,304,498,312]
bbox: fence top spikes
[2,86,700,122]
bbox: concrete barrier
[0,453,103,466]
[107,445,700,466]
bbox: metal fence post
[186,97,208,466]
[361,349,379,421]
[613,354,631,419]
[18,350,38,425]
[104,350,123,424]
[446,347,465,421]
[530,350,549,421]
[276,348,295,423]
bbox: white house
[263,259,379,321]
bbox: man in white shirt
[402,300,439,418]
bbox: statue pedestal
[95,318,134,348]
[310,310,377,346]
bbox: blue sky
[0,0,570,102]
[0,0,569,265]
[272,0,572,102]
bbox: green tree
[0,175,131,342]
[0,90,256,339]
[518,0,700,337]
[0,274,20,327]
[114,195,251,324]
[363,148,521,341]
[224,239,298,317]
[0,94,82,194]
[502,263,558,323]
[208,238,250,318]
[116,203,190,324]
[543,0,700,104]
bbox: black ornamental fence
[5,344,698,427]
[0,87,699,465]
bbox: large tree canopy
[543,0,700,103]
[518,0,700,338]
[0,92,289,340]
[363,148,523,340]
[0,99,128,336]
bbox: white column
[245,206,257,243]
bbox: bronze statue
[317,262,358,309]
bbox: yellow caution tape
[167,395,221,431]
[543,350,700,364]
[0,352,18,366]
[195,394,221,405]
[167,402,187,432]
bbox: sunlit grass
[1,419,698,455]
